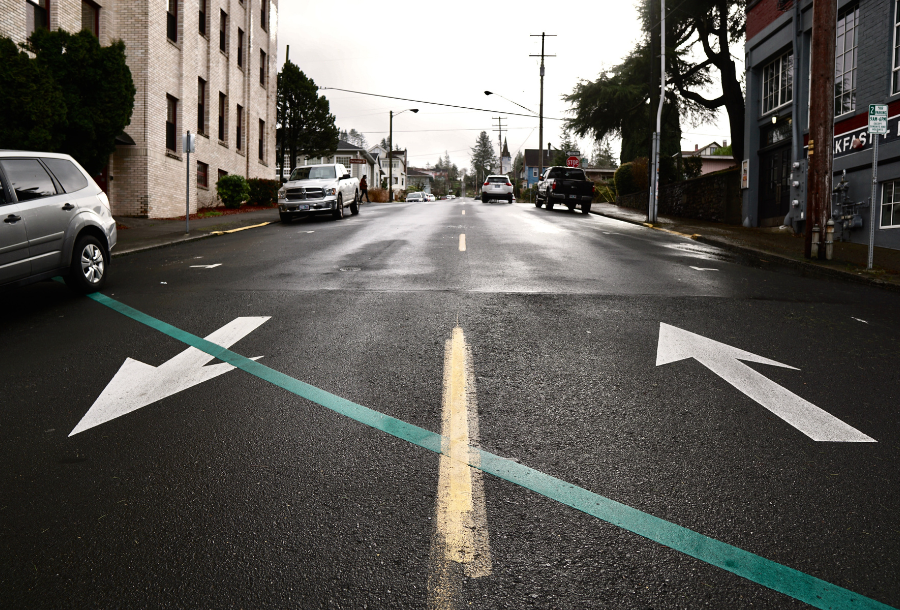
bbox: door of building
[758,143,791,227]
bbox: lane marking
[852,317,868,324]
[688,266,718,271]
[429,328,491,609]
[70,317,268,436]
[461,210,465,215]
[210,221,271,235]
[657,323,875,442]
[190,264,222,269]
[459,234,466,251]
[69,288,894,610]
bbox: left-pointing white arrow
[656,323,875,442]
[70,317,269,436]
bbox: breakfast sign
[833,107,898,158]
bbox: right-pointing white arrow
[656,323,875,442]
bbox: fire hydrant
[825,219,834,260]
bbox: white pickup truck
[277,163,360,222]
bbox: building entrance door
[758,143,791,227]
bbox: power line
[320,86,564,121]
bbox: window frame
[237,28,244,68]
[881,180,900,228]
[219,9,228,54]
[166,0,177,43]
[760,50,793,116]
[26,0,50,38]
[893,0,900,94]
[834,3,859,118]
[166,94,178,152]
[197,160,209,188]
[260,1,267,31]
[236,105,243,150]
[218,92,227,142]
[199,0,207,35]
[259,49,267,87]
[197,78,206,135]
[258,119,265,161]
[81,0,100,38]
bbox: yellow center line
[428,327,491,609]
[459,234,466,251]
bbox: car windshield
[289,166,336,181]
[488,177,508,183]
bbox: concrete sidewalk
[589,202,900,290]
[111,208,281,256]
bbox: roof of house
[524,149,552,167]
[407,168,433,178]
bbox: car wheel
[332,195,344,220]
[534,198,543,208]
[481,195,488,203]
[350,191,359,215]
[279,211,292,224]
[507,195,513,204]
[64,234,108,293]
[545,190,554,210]
[581,203,592,215]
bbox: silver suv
[0,151,117,292]
[481,175,513,203]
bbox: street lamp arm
[484,91,537,116]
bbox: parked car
[535,166,595,214]
[425,193,436,202]
[277,163,359,222]
[406,192,426,202]
[0,151,117,292]
[481,175,514,203]
[446,195,455,200]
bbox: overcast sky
[277,1,735,171]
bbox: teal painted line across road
[83,289,895,610]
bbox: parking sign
[869,104,888,135]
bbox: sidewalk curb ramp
[590,209,900,293]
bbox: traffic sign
[869,104,888,135]
[566,156,579,168]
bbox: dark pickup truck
[535,166,595,214]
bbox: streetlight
[484,91,537,116]
[389,108,418,202]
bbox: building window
[532,168,537,178]
[835,3,859,116]
[217,168,228,185]
[336,156,350,171]
[258,119,265,161]
[166,0,177,42]
[894,1,900,93]
[81,1,99,37]
[26,0,49,37]
[761,51,792,115]
[197,161,209,188]
[166,95,178,152]
[218,92,226,141]
[260,1,267,31]
[236,105,243,150]
[259,50,267,86]
[219,10,227,53]
[237,28,244,67]
[882,180,900,228]
[197,78,206,134]
[199,0,206,35]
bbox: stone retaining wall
[616,168,742,224]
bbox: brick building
[1,0,278,218]
[743,0,900,249]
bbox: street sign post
[566,156,579,168]
[867,104,887,269]
[183,131,196,235]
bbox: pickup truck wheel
[534,197,542,208]
[545,190,554,210]
[581,203,592,215]
[279,211,292,224]
[332,195,344,220]
[350,191,359,215]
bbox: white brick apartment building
[0,0,278,218]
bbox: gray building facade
[743,0,900,249]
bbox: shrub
[367,187,389,203]
[216,174,250,208]
[683,156,703,179]
[614,163,636,196]
[247,178,280,206]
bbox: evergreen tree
[470,131,496,181]
[591,138,619,168]
[277,61,339,176]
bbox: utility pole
[389,110,394,202]
[492,116,507,173]
[530,33,555,180]
[648,0,666,223]
[805,0,836,258]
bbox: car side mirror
[342,174,351,180]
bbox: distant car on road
[446,195,455,200]
[535,166,594,214]
[0,150,117,292]
[406,192,425,202]
[277,163,359,222]
[481,175,513,203]
[425,193,436,202]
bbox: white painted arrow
[190,264,222,268]
[70,317,269,436]
[656,323,875,442]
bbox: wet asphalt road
[2,197,899,609]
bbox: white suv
[0,151,117,292]
[481,175,513,203]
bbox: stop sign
[566,156,580,168]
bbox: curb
[590,208,900,292]
[112,219,279,258]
